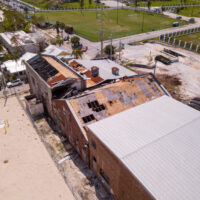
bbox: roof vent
[91,66,99,77]
[112,67,119,76]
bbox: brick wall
[87,131,154,200]
[25,62,53,117]
[52,99,89,164]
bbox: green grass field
[177,7,200,17]
[130,0,200,7]
[175,32,200,45]
[22,0,104,9]
[37,9,187,41]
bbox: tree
[24,7,28,15]
[10,34,24,57]
[72,48,83,59]
[80,0,84,12]
[46,1,53,9]
[147,0,151,10]
[59,22,65,30]
[32,15,45,25]
[59,22,65,38]
[2,10,31,32]
[71,36,80,48]
[135,0,138,7]
[55,35,64,47]
[54,21,60,35]
[104,45,115,56]
[89,0,92,7]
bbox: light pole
[110,33,112,60]
[141,2,146,32]
[100,4,104,57]
[117,0,119,24]
[119,39,121,60]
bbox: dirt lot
[0,96,75,200]
[35,116,111,200]
[121,42,200,100]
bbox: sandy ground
[0,96,75,200]
[121,42,200,99]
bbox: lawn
[177,6,200,17]
[130,0,200,7]
[175,32,200,46]
[36,9,187,41]
[21,0,104,9]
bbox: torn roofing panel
[67,74,165,126]
[27,55,79,88]
[69,60,104,87]
[42,56,78,79]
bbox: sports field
[177,7,200,17]
[37,9,187,41]
[131,0,200,7]
[175,32,200,46]
[22,0,103,9]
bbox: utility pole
[117,0,119,24]
[119,39,121,60]
[96,2,98,18]
[141,12,144,32]
[110,33,112,60]
[141,3,145,32]
[100,4,104,57]
[191,4,194,16]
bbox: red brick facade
[52,99,89,164]
[87,131,154,200]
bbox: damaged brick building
[24,56,200,200]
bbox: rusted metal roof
[67,74,165,126]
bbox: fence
[159,27,200,53]
[37,7,113,12]
[161,3,200,9]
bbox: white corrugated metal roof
[43,45,71,57]
[0,31,34,46]
[3,52,36,73]
[73,59,136,80]
[87,95,200,200]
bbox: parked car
[81,46,88,52]
[176,16,182,20]
[172,22,179,27]
[7,79,22,88]
[77,44,83,49]
[37,22,53,29]
[64,36,70,41]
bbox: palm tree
[80,0,84,13]
[147,0,151,10]
[10,34,23,57]
[72,48,83,59]
[54,21,60,35]
[55,35,64,47]
[59,22,65,39]
[89,0,92,7]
